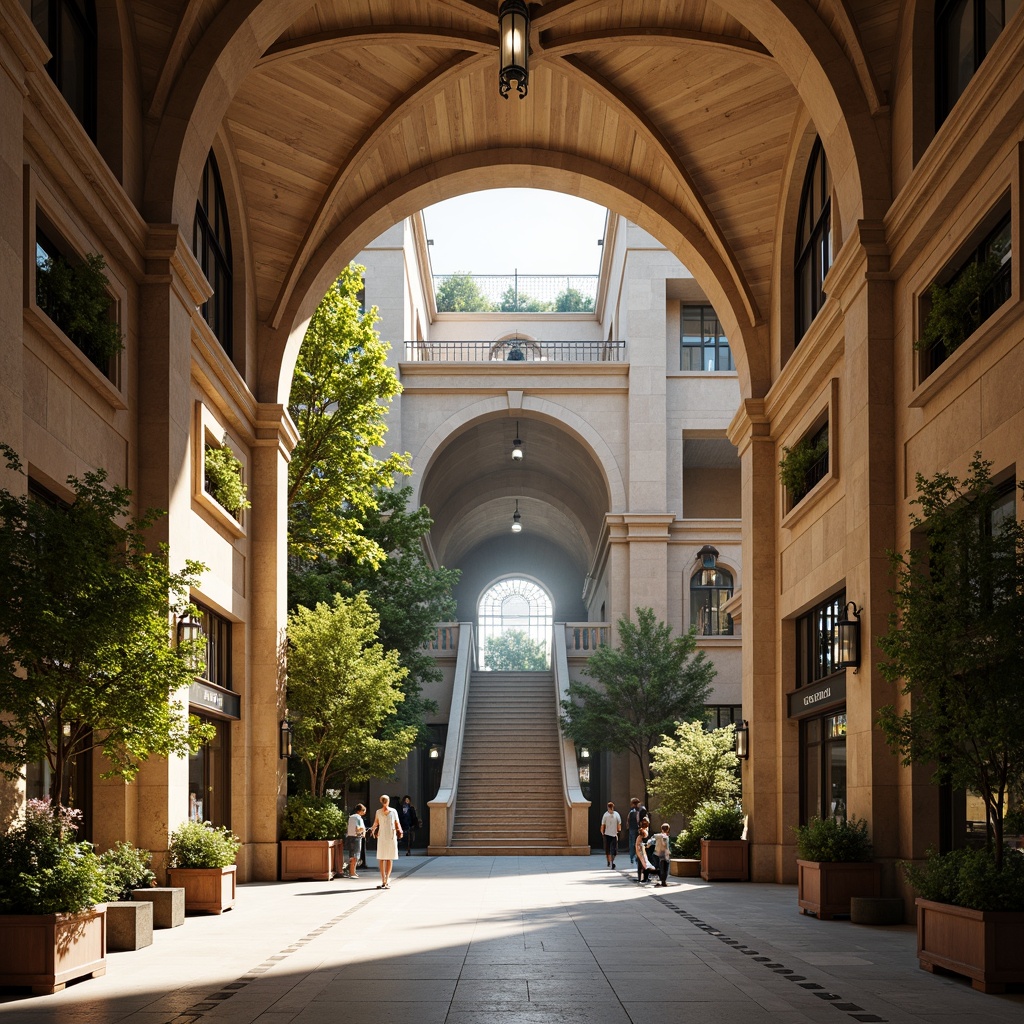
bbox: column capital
[727,399,770,454]
[605,513,675,542]
[824,219,890,313]
[254,403,299,459]
[145,224,211,309]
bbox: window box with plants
[204,439,250,521]
[279,795,347,881]
[690,801,748,881]
[879,458,1024,993]
[0,801,108,995]
[779,427,828,508]
[166,821,241,914]
[793,816,881,919]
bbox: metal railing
[403,339,625,362]
[433,273,598,310]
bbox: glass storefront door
[188,717,230,826]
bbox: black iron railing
[402,339,625,362]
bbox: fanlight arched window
[795,137,832,343]
[193,152,233,356]
[477,578,553,669]
[690,566,734,636]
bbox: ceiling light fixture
[511,500,522,533]
[498,0,529,99]
[512,421,524,461]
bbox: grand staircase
[446,670,579,855]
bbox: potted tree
[166,821,241,914]
[793,816,880,919]
[279,795,347,881]
[0,800,108,994]
[690,801,748,881]
[878,457,1024,992]
[649,720,740,879]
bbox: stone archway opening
[477,576,554,670]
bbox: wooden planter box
[106,901,153,950]
[700,839,749,881]
[167,865,237,914]
[280,839,336,881]
[917,897,1024,993]
[0,906,107,994]
[669,858,701,878]
[797,860,882,919]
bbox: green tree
[288,486,459,738]
[560,607,715,804]
[288,264,410,565]
[0,446,211,805]
[554,287,594,312]
[286,593,417,799]
[878,455,1024,868]
[498,286,552,312]
[483,629,549,671]
[435,272,494,312]
[649,720,740,819]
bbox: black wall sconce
[834,601,862,672]
[279,719,293,759]
[734,720,750,760]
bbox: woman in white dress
[371,793,402,888]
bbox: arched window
[193,152,233,357]
[477,577,553,669]
[937,0,1020,126]
[794,138,832,343]
[31,0,97,138]
[690,565,734,636]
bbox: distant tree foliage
[649,721,740,820]
[483,629,549,671]
[560,607,715,805]
[554,287,594,312]
[499,287,552,313]
[435,273,495,312]
[288,264,410,565]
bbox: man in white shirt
[344,803,366,878]
[600,801,622,869]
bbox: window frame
[679,304,734,372]
[794,137,832,344]
[795,590,846,689]
[193,152,234,357]
[689,564,735,636]
[31,0,98,138]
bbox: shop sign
[189,681,241,720]
[787,676,846,719]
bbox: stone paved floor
[1,855,1022,1023]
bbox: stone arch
[410,396,625,516]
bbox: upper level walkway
[3,856,1021,1023]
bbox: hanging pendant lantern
[498,0,530,99]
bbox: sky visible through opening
[422,189,608,276]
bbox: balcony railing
[565,623,609,653]
[403,339,625,363]
[433,273,598,310]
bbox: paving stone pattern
[0,856,1021,1023]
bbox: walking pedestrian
[370,794,403,889]
[626,797,643,865]
[653,822,672,886]
[397,795,420,856]
[635,825,654,884]
[344,803,366,878]
[600,801,621,869]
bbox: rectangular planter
[106,901,154,951]
[669,858,701,878]
[0,906,107,994]
[917,898,1024,993]
[167,865,237,914]
[280,839,336,881]
[797,860,882,919]
[700,839,749,881]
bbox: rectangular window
[920,212,1012,380]
[704,705,742,730]
[195,601,232,690]
[796,590,845,688]
[680,304,734,372]
[782,420,829,509]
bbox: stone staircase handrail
[553,626,591,848]
[427,622,475,850]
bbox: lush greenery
[793,815,873,862]
[917,252,1005,356]
[779,428,828,504]
[435,272,494,312]
[280,795,348,841]
[35,251,123,368]
[288,264,410,565]
[204,441,250,517]
[649,721,740,819]
[671,829,701,859]
[167,820,241,869]
[99,841,156,901]
[554,287,594,312]
[904,848,1024,913]
[286,594,417,800]
[560,607,715,803]
[0,446,212,803]
[686,800,745,842]
[288,487,458,740]
[0,800,106,914]
[483,629,548,671]
[878,456,1024,868]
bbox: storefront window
[188,718,230,827]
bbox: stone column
[728,399,780,881]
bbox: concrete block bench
[132,888,185,929]
[107,901,154,950]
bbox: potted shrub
[792,816,880,919]
[915,251,1005,358]
[204,440,250,519]
[669,829,702,878]
[779,429,828,505]
[0,800,108,994]
[690,801,748,881]
[878,458,1024,992]
[99,842,156,951]
[166,821,240,914]
[279,795,347,881]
